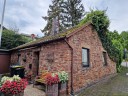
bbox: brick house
[10,22,116,94]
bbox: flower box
[46,83,58,96]
[59,82,68,96]
[0,75,27,96]
[34,70,69,96]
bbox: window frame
[82,48,90,67]
[102,52,107,66]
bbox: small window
[29,64,32,69]
[82,48,89,67]
[102,52,107,66]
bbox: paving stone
[24,84,46,96]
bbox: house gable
[66,24,116,92]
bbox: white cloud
[83,0,128,33]
[0,0,51,36]
[0,0,128,36]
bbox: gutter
[64,38,74,96]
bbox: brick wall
[11,41,72,92]
[10,24,116,93]
[67,24,116,92]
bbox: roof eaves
[10,36,66,51]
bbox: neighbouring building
[10,22,116,94]
[0,49,10,74]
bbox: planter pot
[59,82,68,96]
[46,83,58,96]
[1,91,24,96]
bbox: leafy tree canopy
[0,29,31,49]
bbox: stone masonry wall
[11,48,41,77]
[11,24,116,94]
[67,24,116,92]
[11,41,72,92]
[39,41,71,73]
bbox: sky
[0,0,128,37]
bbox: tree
[62,0,85,28]
[42,0,64,36]
[42,0,85,36]
[0,29,31,49]
[120,31,128,50]
[107,30,120,41]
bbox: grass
[79,67,128,96]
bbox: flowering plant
[58,71,68,83]
[46,73,60,85]
[0,75,28,95]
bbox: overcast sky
[0,0,128,37]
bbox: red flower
[46,73,60,85]
[0,79,28,95]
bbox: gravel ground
[79,67,128,96]
[24,84,46,96]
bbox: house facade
[10,23,116,94]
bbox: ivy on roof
[79,10,121,65]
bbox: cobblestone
[79,67,128,96]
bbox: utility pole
[0,0,6,47]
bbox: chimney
[31,34,36,41]
[51,16,59,35]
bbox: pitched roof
[10,22,91,51]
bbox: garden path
[24,84,46,96]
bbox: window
[82,48,89,67]
[29,64,32,69]
[102,52,107,66]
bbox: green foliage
[42,0,65,36]
[116,64,122,73]
[62,0,85,28]
[58,71,68,83]
[112,39,124,65]
[79,10,122,67]
[107,31,124,65]
[120,31,128,50]
[42,0,85,36]
[79,10,109,34]
[107,30,120,41]
[1,29,31,49]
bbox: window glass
[82,48,89,67]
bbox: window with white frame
[82,48,89,67]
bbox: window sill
[82,66,91,71]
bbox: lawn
[79,67,128,96]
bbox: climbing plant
[79,10,122,67]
